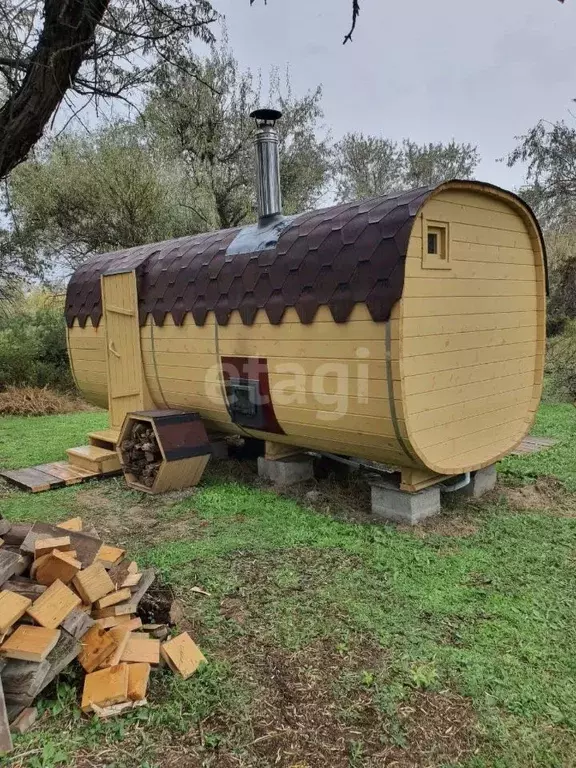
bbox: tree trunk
[0,0,110,180]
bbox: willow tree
[7,47,331,269]
[334,133,479,201]
[0,0,362,182]
[145,47,331,229]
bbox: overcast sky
[212,0,576,190]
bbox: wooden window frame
[422,220,451,270]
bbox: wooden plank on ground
[510,436,558,455]
[94,568,155,619]
[35,551,81,587]
[95,588,132,611]
[36,463,96,485]
[35,630,81,696]
[130,569,155,609]
[10,707,37,734]
[96,545,126,569]
[101,627,131,668]
[122,617,143,632]
[2,525,31,547]
[0,626,60,662]
[0,674,13,754]
[81,664,129,713]
[58,549,78,562]
[0,578,46,602]
[120,636,160,665]
[73,562,114,604]
[5,632,82,721]
[34,536,71,559]
[0,551,21,583]
[0,659,50,698]
[95,616,124,629]
[95,616,142,631]
[60,607,95,640]
[92,602,136,619]
[78,626,117,673]
[122,573,142,588]
[0,468,63,493]
[57,517,83,531]
[26,579,81,629]
[20,523,101,568]
[0,592,32,634]
[161,633,206,680]
[127,663,150,701]
[108,560,131,590]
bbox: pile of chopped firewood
[0,516,206,755]
[119,422,162,488]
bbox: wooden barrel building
[65,175,546,483]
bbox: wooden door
[102,271,150,428]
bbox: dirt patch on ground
[207,454,378,527]
[501,477,576,516]
[283,469,375,526]
[190,639,478,768]
[72,484,210,547]
[401,514,479,539]
[74,487,153,541]
[242,641,384,767]
[381,689,479,767]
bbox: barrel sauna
[65,179,546,480]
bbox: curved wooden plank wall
[67,182,546,476]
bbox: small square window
[422,221,451,269]
[427,232,438,255]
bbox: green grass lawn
[499,403,576,491]
[1,407,576,767]
[0,411,108,469]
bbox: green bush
[546,320,576,401]
[0,302,74,391]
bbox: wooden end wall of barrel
[65,180,546,478]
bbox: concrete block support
[258,455,314,487]
[456,465,497,498]
[370,480,441,525]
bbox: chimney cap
[250,108,282,126]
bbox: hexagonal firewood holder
[117,410,211,494]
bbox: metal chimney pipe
[250,108,283,222]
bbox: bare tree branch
[343,0,360,44]
[248,0,363,44]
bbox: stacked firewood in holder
[117,411,212,495]
[119,422,162,489]
[0,517,206,755]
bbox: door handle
[109,342,121,358]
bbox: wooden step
[66,446,121,474]
[88,430,120,450]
